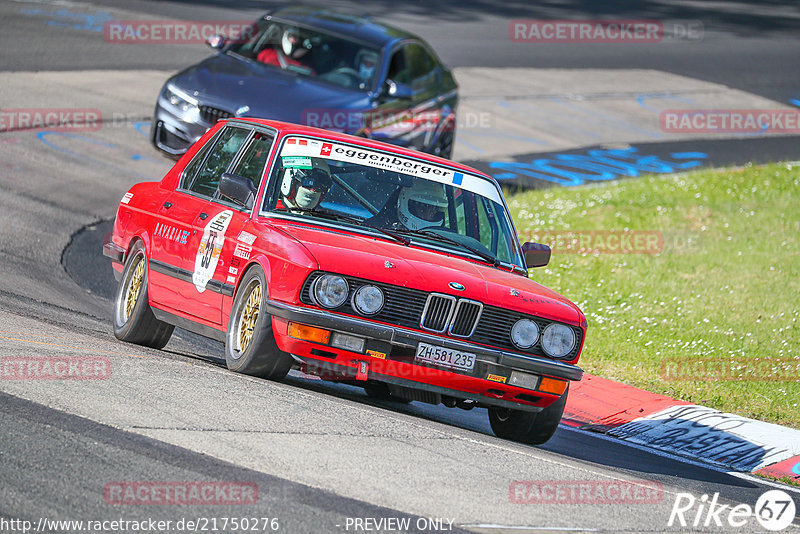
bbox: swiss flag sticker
[320,143,332,156]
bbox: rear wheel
[488,385,568,445]
[225,266,292,379]
[113,241,174,348]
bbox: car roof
[228,117,494,182]
[266,5,422,49]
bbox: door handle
[199,212,209,220]
[163,201,173,209]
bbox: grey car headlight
[352,285,384,315]
[313,275,349,309]
[163,83,198,113]
[541,323,576,359]
[510,318,539,349]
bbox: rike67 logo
[669,490,796,531]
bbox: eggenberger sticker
[193,210,233,292]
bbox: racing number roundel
[193,210,233,293]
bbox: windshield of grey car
[227,20,380,91]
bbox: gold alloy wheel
[238,282,261,353]
[124,258,144,321]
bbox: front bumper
[267,300,583,412]
[151,100,213,156]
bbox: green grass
[755,473,800,487]
[506,162,800,428]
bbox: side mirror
[384,79,413,100]
[522,242,551,268]
[219,173,256,209]
[206,34,227,50]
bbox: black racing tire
[363,382,412,404]
[488,385,569,445]
[113,240,174,349]
[225,266,292,379]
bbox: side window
[406,44,437,92]
[477,198,512,263]
[187,127,250,198]
[386,46,410,85]
[180,135,215,190]
[229,131,274,194]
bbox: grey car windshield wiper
[287,208,410,246]
[394,227,500,267]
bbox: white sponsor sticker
[280,136,503,205]
[228,266,238,275]
[226,275,236,284]
[121,192,133,204]
[237,230,256,245]
[193,210,233,293]
[233,242,251,260]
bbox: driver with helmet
[278,158,332,211]
[258,27,314,73]
[398,180,448,230]
[367,179,448,231]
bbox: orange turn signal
[288,322,330,344]
[539,377,568,395]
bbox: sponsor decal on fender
[121,192,133,204]
[154,222,189,245]
[233,243,252,260]
[487,374,507,383]
[193,210,233,292]
[237,230,256,245]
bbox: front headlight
[541,323,576,359]
[313,274,349,309]
[352,285,384,315]
[510,318,539,349]
[163,83,198,113]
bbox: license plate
[415,342,476,372]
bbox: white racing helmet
[398,180,448,231]
[280,158,332,210]
[281,28,299,57]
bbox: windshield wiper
[287,208,410,246]
[394,228,500,267]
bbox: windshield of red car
[227,19,381,91]
[264,136,524,268]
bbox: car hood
[271,221,583,325]
[172,54,370,125]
